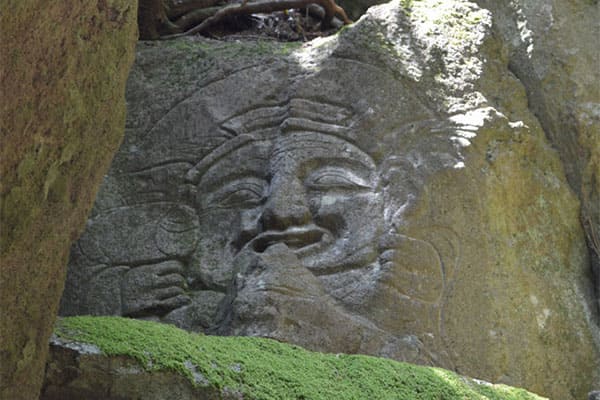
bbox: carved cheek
[310,194,350,233]
[359,192,385,226]
[318,195,340,208]
[315,191,380,214]
[320,192,382,232]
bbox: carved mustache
[243,225,330,253]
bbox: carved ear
[378,155,419,230]
[377,233,444,303]
[378,226,460,296]
[155,205,200,257]
[409,226,460,289]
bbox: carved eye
[306,168,371,190]
[212,179,266,208]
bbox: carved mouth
[249,226,329,254]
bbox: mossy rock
[44,316,546,400]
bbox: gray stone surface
[42,337,226,400]
[59,1,599,398]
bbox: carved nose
[260,176,311,231]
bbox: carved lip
[249,225,330,254]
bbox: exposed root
[159,0,351,39]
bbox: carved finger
[148,260,185,276]
[155,273,187,289]
[153,286,187,300]
[159,294,192,310]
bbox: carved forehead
[205,58,432,144]
[186,97,365,184]
[122,58,433,173]
[271,132,376,171]
[186,130,375,186]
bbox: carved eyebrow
[200,167,268,195]
[305,166,373,190]
[201,176,268,210]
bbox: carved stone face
[60,58,445,348]
[190,131,383,290]
[59,11,600,394]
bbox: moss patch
[55,316,546,400]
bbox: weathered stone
[226,243,428,363]
[59,0,599,398]
[42,336,225,400]
[473,0,600,315]
[0,1,138,398]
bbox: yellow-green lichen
[55,316,547,400]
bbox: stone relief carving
[61,60,462,365]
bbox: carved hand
[121,260,191,317]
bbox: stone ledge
[42,317,547,400]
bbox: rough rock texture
[473,0,600,335]
[0,1,138,399]
[58,0,599,399]
[42,338,225,400]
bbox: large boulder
[0,1,138,399]
[474,0,600,336]
[58,0,599,398]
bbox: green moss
[55,316,547,400]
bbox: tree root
[159,0,352,39]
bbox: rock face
[58,0,599,398]
[0,1,138,399]
[474,0,600,335]
[42,337,225,400]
